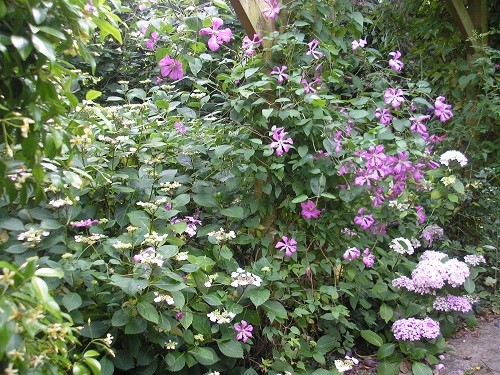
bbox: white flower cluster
[175,252,188,261]
[439,150,468,167]
[160,181,181,193]
[49,196,79,208]
[137,197,168,211]
[164,340,176,350]
[334,356,359,372]
[7,169,32,189]
[153,292,174,304]
[207,372,221,375]
[230,268,262,287]
[17,228,50,247]
[134,247,164,267]
[75,233,107,245]
[70,127,93,148]
[112,240,133,250]
[411,238,421,249]
[440,175,457,186]
[141,231,169,246]
[388,200,410,211]
[389,237,415,255]
[464,254,486,266]
[207,227,236,244]
[207,309,236,324]
[204,274,218,288]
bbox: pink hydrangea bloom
[234,320,253,343]
[300,200,321,219]
[159,56,184,80]
[199,17,232,51]
[276,236,297,257]
[71,219,99,228]
[269,126,293,155]
[262,0,280,20]
[392,317,440,341]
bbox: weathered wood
[444,0,488,48]
[229,0,276,37]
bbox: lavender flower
[351,38,367,51]
[388,50,404,72]
[262,0,280,20]
[434,96,453,122]
[392,317,440,341]
[374,108,392,125]
[70,219,99,228]
[353,208,374,230]
[433,295,473,313]
[362,248,375,267]
[306,39,324,59]
[384,88,405,108]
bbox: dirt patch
[438,316,500,375]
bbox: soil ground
[438,315,500,375]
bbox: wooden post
[444,0,489,49]
[229,0,276,47]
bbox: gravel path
[438,316,500,375]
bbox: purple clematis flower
[262,0,280,20]
[276,236,297,257]
[199,17,232,51]
[301,200,321,219]
[159,56,184,80]
[269,126,293,155]
[234,320,253,343]
[271,65,288,84]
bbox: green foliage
[0,0,496,373]
[0,0,123,202]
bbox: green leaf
[188,56,202,76]
[451,179,465,194]
[111,275,148,296]
[412,362,433,375]
[94,18,122,43]
[212,0,232,12]
[73,363,91,375]
[377,343,396,359]
[137,302,159,324]
[464,277,475,293]
[447,193,459,203]
[360,330,384,347]
[315,335,337,354]
[100,357,114,375]
[245,67,259,78]
[262,108,273,119]
[291,194,308,203]
[349,109,369,119]
[86,90,102,100]
[31,34,55,61]
[11,35,32,60]
[34,268,63,278]
[379,304,393,323]
[83,358,101,375]
[217,339,244,358]
[111,309,131,327]
[249,288,270,307]
[377,361,400,375]
[172,194,190,208]
[124,317,147,334]
[220,206,244,218]
[0,217,25,231]
[262,300,287,323]
[189,347,220,365]
[165,352,186,372]
[127,210,151,230]
[62,292,83,312]
[214,145,232,157]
